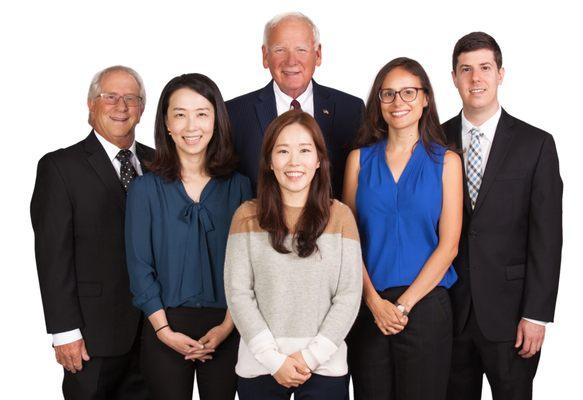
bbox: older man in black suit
[31,65,153,399]
[443,32,562,400]
[227,12,364,197]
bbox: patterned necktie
[116,149,138,192]
[290,99,301,110]
[467,128,484,208]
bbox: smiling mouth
[183,135,202,144]
[284,171,305,179]
[282,71,301,76]
[391,110,410,118]
[110,116,129,122]
[469,88,486,94]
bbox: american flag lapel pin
[322,108,330,115]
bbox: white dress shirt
[461,107,546,327]
[273,81,314,117]
[52,131,143,346]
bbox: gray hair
[263,12,320,50]
[87,65,146,106]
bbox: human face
[270,123,320,206]
[88,70,143,148]
[165,88,215,162]
[452,49,504,116]
[380,68,428,135]
[262,18,322,99]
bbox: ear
[451,70,458,89]
[315,44,322,67]
[262,45,269,69]
[316,160,320,169]
[498,67,505,86]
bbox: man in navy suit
[226,12,364,197]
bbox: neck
[178,153,206,179]
[282,85,309,101]
[387,126,419,152]
[281,188,309,208]
[103,132,134,150]
[464,101,500,127]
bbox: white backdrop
[1,0,580,398]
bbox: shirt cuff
[52,329,82,346]
[247,329,287,375]
[300,334,338,371]
[522,317,548,326]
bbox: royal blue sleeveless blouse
[356,139,457,291]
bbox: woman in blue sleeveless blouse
[344,58,463,400]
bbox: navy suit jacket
[226,80,364,198]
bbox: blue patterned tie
[467,128,484,208]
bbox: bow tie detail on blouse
[180,202,216,303]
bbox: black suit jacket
[443,109,562,342]
[226,80,365,197]
[31,131,155,357]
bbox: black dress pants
[348,286,453,400]
[140,307,238,400]
[62,329,149,400]
[446,306,540,400]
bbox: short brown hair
[452,32,502,71]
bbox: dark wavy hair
[452,31,502,71]
[355,57,446,152]
[148,73,237,180]
[257,110,331,258]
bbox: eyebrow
[171,107,211,111]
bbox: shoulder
[226,87,264,109]
[327,200,359,241]
[505,112,552,141]
[36,138,85,171]
[127,172,159,197]
[317,83,364,107]
[136,141,155,159]
[230,200,260,234]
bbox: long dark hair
[148,73,237,180]
[356,57,446,152]
[257,110,331,258]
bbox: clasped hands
[156,323,232,362]
[367,296,409,336]
[274,351,312,388]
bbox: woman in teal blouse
[125,73,251,400]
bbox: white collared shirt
[52,131,144,346]
[273,81,314,117]
[460,106,547,327]
[461,106,501,174]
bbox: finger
[518,337,533,357]
[81,343,91,362]
[515,327,523,348]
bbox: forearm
[147,308,169,331]
[397,243,457,310]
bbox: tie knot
[469,128,483,138]
[116,149,133,162]
[290,99,301,110]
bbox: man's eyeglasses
[378,87,424,104]
[97,93,143,107]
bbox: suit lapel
[448,114,473,214]
[255,81,278,135]
[313,81,334,142]
[472,109,515,214]
[135,142,152,173]
[84,131,125,210]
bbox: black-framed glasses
[378,87,424,104]
[97,93,143,107]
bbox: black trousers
[348,286,453,400]
[140,307,238,400]
[446,306,540,400]
[62,329,149,400]
[238,373,348,400]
